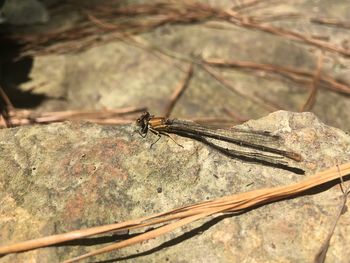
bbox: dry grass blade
[185,116,238,126]
[0,84,14,128]
[0,162,349,262]
[204,58,350,94]
[223,9,350,57]
[2,107,146,127]
[314,189,349,263]
[0,113,8,128]
[10,2,216,57]
[223,107,249,123]
[300,52,324,112]
[0,84,14,110]
[164,64,193,117]
[311,17,350,30]
[6,2,350,59]
[62,213,210,263]
[202,64,279,112]
[253,92,285,111]
[249,12,302,23]
[232,0,271,11]
[314,166,350,263]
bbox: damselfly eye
[136,118,144,127]
[136,112,150,127]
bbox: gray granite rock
[0,111,349,262]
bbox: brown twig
[164,64,193,117]
[300,52,324,112]
[0,162,349,262]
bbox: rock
[0,111,349,262]
[0,0,49,25]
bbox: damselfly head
[136,111,152,135]
[136,112,150,127]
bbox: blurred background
[1,0,350,130]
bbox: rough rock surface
[0,111,350,262]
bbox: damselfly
[136,112,304,174]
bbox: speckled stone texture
[0,111,349,262]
